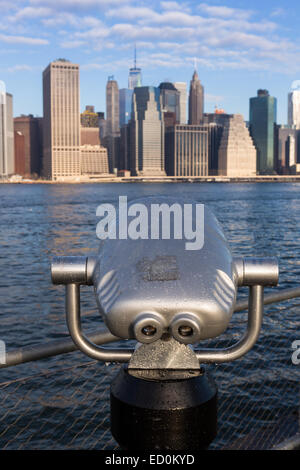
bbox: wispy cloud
[198,3,253,20]
[42,13,105,29]
[270,8,286,18]
[160,1,190,13]
[0,0,21,12]
[205,93,225,104]
[0,33,49,45]
[29,0,131,9]
[60,39,86,49]
[8,6,52,22]
[0,0,298,76]
[6,64,38,72]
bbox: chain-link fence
[0,297,299,450]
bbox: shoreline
[1,175,300,184]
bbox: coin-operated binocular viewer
[51,197,279,450]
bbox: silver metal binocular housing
[51,200,279,365]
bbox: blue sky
[0,0,299,124]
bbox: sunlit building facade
[106,77,119,136]
[174,82,187,124]
[288,83,300,129]
[277,125,300,172]
[0,84,14,177]
[130,86,166,176]
[80,146,109,176]
[218,114,257,177]
[105,76,120,172]
[188,71,204,125]
[43,59,81,180]
[165,124,209,176]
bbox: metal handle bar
[65,282,264,364]
[66,284,132,363]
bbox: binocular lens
[141,325,157,337]
[178,325,193,337]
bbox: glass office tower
[249,89,277,174]
[159,82,180,124]
[119,89,133,127]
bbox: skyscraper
[174,82,187,124]
[288,81,300,129]
[0,82,14,177]
[218,114,257,177]
[249,89,277,174]
[105,76,120,172]
[188,70,204,125]
[80,146,109,176]
[159,82,180,123]
[128,46,142,90]
[80,111,109,176]
[14,115,43,176]
[165,124,209,176]
[14,131,25,176]
[106,76,119,136]
[43,59,80,180]
[98,112,107,141]
[130,86,166,176]
[277,125,300,173]
[119,88,133,127]
[119,87,133,171]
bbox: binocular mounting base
[110,366,217,451]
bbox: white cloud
[42,13,105,29]
[198,3,253,20]
[111,23,195,40]
[60,39,86,48]
[106,6,159,21]
[81,56,132,71]
[205,31,291,52]
[0,33,49,45]
[1,0,295,76]
[81,16,105,28]
[0,0,20,12]
[160,1,190,13]
[106,6,277,35]
[74,26,110,39]
[9,6,52,22]
[7,64,36,72]
[29,0,130,9]
[270,8,286,18]
[205,93,225,104]
[81,63,103,71]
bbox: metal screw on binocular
[51,197,279,450]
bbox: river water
[0,182,299,449]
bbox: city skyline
[3,56,300,180]
[1,1,300,124]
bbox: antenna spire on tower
[134,44,137,68]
